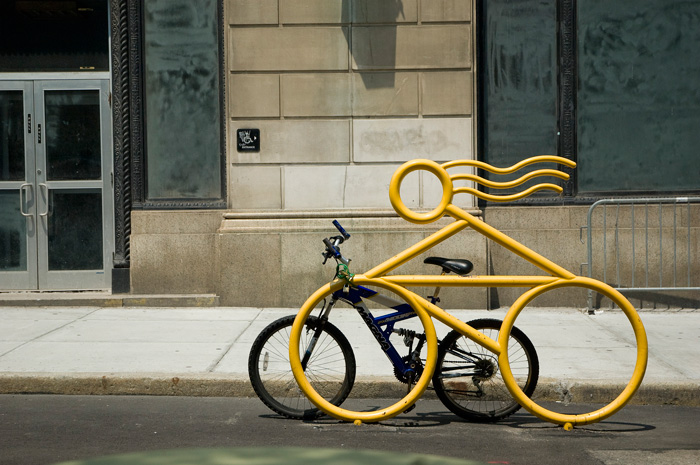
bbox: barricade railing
[582,197,700,312]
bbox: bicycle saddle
[424,257,474,276]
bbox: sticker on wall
[237,128,260,152]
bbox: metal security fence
[582,197,700,311]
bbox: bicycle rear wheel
[248,315,355,419]
[433,318,539,422]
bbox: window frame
[114,0,227,212]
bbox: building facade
[1,0,698,308]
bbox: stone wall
[130,211,489,309]
[128,2,700,310]
[225,0,475,212]
[130,203,700,309]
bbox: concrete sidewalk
[0,305,698,406]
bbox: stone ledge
[219,211,483,234]
[0,293,220,308]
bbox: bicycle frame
[290,156,649,429]
[328,284,433,377]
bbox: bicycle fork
[300,297,336,370]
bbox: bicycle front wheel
[248,315,356,419]
[433,318,539,422]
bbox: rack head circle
[389,159,453,224]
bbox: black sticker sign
[237,128,260,152]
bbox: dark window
[478,0,560,199]
[479,0,700,200]
[143,0,224,202]
[577,0,700,193]
[0,0,109,72]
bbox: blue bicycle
[248,221,539,421]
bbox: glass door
[0,81,37,289]
[0,79,113,290]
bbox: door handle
[39,183,49,217]
[19,183,33,218]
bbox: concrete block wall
[130,1,483,308]
[130,211,225,295]
[226,0,475,212]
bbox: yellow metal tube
[384,275,558,288]
[289,277,439,423]
[412,293,501,355]
[498,277,648,426]
[287,155,645,428]
[442,155,576,174]
[453,184,564,202]
[451,168,571,189]
[389,159,454,224]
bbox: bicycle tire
[248,315,356,420]
[433,318,539,422]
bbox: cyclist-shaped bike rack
[289,156,648,430]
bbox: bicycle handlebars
[322,221,350,265]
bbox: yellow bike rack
[290,155,648,429]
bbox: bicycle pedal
[403,403,416,413]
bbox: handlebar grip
[323,238,341,258]
[333,220,351,240]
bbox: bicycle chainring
[394,355,424,384]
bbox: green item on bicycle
[335,263,354,283]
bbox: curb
[0,373,255,397]
[1,374,698,407]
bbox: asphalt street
[1,395,698,465]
